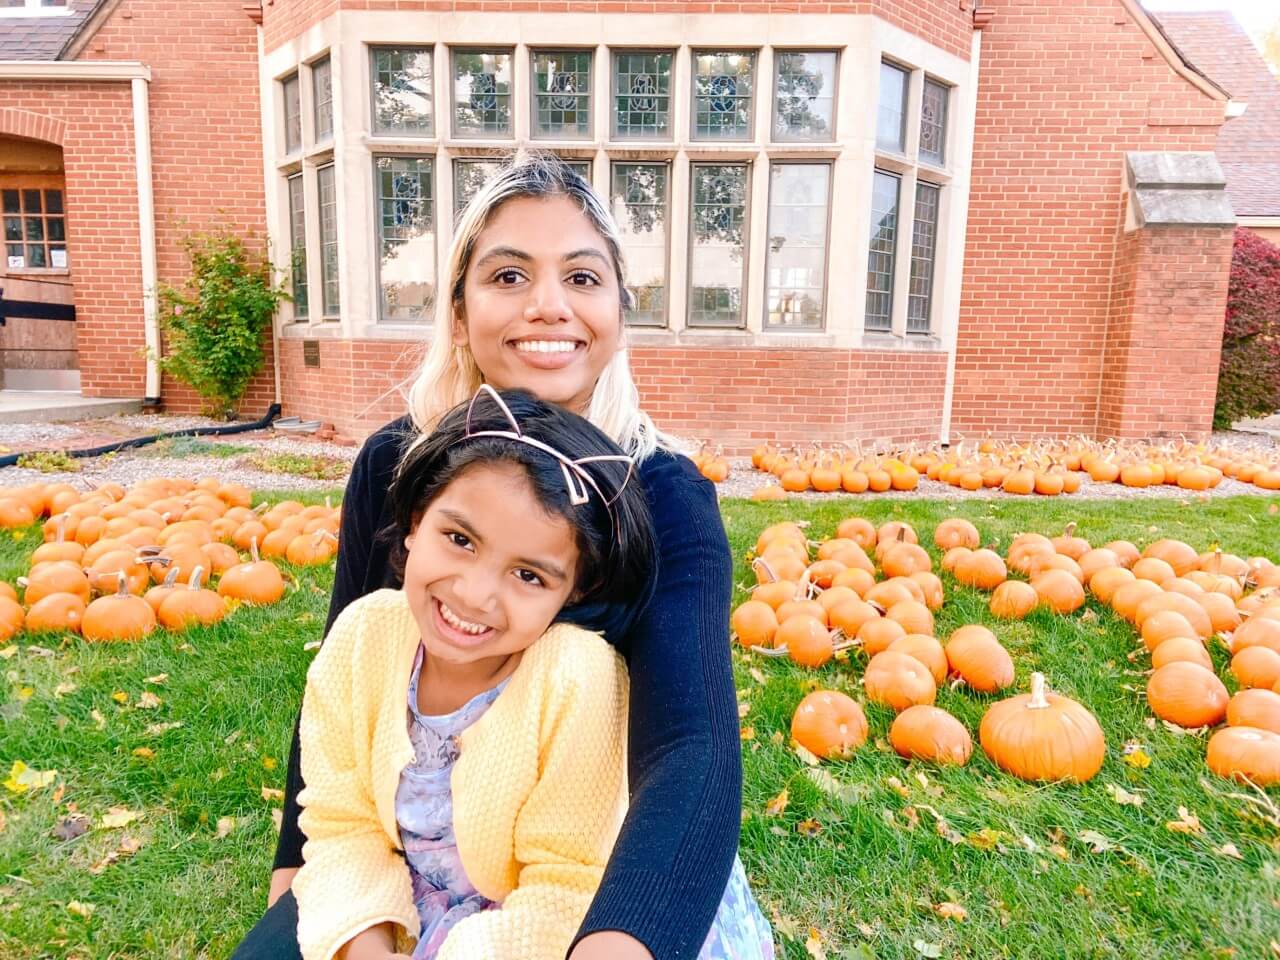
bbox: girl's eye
[514,568,545,588]
[446,531,471,550]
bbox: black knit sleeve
[570,454,740,959]
[272,421,405,871]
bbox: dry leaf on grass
[1167,806,1203,835]
[1106,784,1145,807]
[796,819,823,837]
[143,673,168,685]
[934,901,967,921]
[100,807,139,830]
[261,786,284,803]
[1215,843,1243,860]
[4,760,57,794]
[66,901,95,919]
[216,816,236,839]
[1077,830,1117,853]
[765,789,790,816]
[52,815,90,841]
[110,691,128,705]
[136,691,162,710]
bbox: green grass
[0,492,1277,958]
[135,438,255,460]
[237,452,351,482]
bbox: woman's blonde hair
[405,152,672,461]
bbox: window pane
[45,190,63,214]
[3,217,19,241]
[453,158,506,220]
[6,245,23,264]
[559,158,592,183]
[692,51,755,140]
[46,217,64,241]
[920,78,948,166]
[283,74,302,153]
[453,50,512,138]
[876,62,908,153]
[773,51,836,141]
[26,245,46,268]
[765,163,830,330]
[688,164,748,327]
[532,50,592,139]
[372,47,433,136]
[376,156,436,322]
[611,162,669,327]
[317,165,340,316]
[22,189,41,213]
[24,217,43,241]
[2,191,18,214]
[287,174,308,320]
[865,170,899,331]
[613,51,672,139]
[313,57,334,141]
[908,182,940,334]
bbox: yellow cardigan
[293,589,629,960]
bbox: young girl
[292,386,773,960]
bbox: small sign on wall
[7,255,23,269]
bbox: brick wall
[77,0,275,414]
[1097,223,1232,437]
[279,337,947,449]
[953,0,1226,438]
[262,0,972,59]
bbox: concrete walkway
[1232,412,1280,441]
[0,390,142,426]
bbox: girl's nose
[451,568,499,618]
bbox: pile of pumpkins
[691,444,730,484]
[736,516,1279,787]
[747,435,1280,499]
[0,478,341,644]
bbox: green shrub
[1214,228,1280,429]
[15,449,79,473]
[156,230,289,420]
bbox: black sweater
[274,416,742,959]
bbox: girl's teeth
[514,340,577,354]
[440,600,487,635]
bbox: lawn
[1,491,1278,959]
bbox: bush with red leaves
[1214,228,1280,429]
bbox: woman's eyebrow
[472,245,533,270]
[561,248,610,267]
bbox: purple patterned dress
[396,644,776,959]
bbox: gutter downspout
[940,7,988,445]
[131,74,161,404]
[255,20,283,407]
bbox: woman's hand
[568,930,654,960]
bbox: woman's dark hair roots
[386,389,656,636]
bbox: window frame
[770,49,839,144]
[286,172,308,321]
[2,179,68,274]
[919,76,950,169]
[529,48,595,141]
[316,163,341,319]
[610,48,676,142]
[449,46,516,140]
[686,160,753,329]
[906,179,941,335]
[372,154,437,323]
[610,160,673,329]
[369,44,435,138]
[864,167,901,333]
[282,72,303,156]
[875,59,910,156]
[0,0,71,15]
[762,159,833,331]
[689,48,758,143]
[311,55,334,144]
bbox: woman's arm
[272,425,404,892]
[570,459,740,960]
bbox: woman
[234,154,741,960]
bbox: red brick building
[0,0,1249,448]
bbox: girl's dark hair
[387,388,657,640]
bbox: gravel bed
[0,422,85,445]
[0,452,349,493]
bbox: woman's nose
[523,274,572,324]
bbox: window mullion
[890,166,918,338]
[513,43,531,142]
[744,148,768,334]
[667,152,690,334]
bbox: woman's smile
[508,336,587,369]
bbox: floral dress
[396,643,776,960]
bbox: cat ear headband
[463,384,635,509]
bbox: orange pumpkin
[1140,611,1197,653]
[934,519,979,551]
[908,571,945,611]
[1132,557,1176,585]
[1110,579,1163,622]
[1031,569,1086,614]
[887,633,948,684]
[1231,646,1280,690]
[836,518,877,551]
[158,567,227,630]
[863,651,936,711]
[732,600,779,649]
[1150,636,1212,672]
[1089,566,1135,604]
[24,592,86,635]
[857,616,906,655]
[1205,726,1280,786]
[979,672,1105,783]
[216,539,286,606]
[1147,661,1228,728]
[1133,592,1212,639]
[0,596,25,641]
[1225,689,1280,734]
[889,705,972,765]
[881,542,932,579]
[779,615,833,668]
[791,690,868,759]
[1050,523,1090,560]
[0,581,15,603]
[954,549,1007,590]
[21,560,91,606]
[1143,538,1199,577]
[989,580,1038,620]
[82,572,156,643]
[885,599,933,636]
[1077,548,1121,585]
[827,598,881,638]
[945,625,1015,693]
[1231,617,1280,656]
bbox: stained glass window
[692,51,755,141]
[876,61,908,154]
[920,78,948,166]
[764,163,830,329]
[372,47,433,136]
[613,51,672,139]
[453,158,506,220]
[452,50,513,138]
[611,163,669,327]
[287,174,307,320]
[317,164,340,317]
[282,73,302,154]
[312,57,333,142]
[865,170,899,331]
[908,182,940,333]
[3,187,66,271]
[558,158,593,183]
[532,50,592,139]
[375,157,436,322]
[688,164,749,327]
[772,51,836,142]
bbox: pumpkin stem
[55,513,67,544]
[325,495,332,510]
[254,502,270,515]
[114,570,129,599]
[1063,522,1076,538]
[162,566,180,588]
[1027,672,1050,709]
[187,566,205,590]
[751,557,778,584]
[250,536,261,565]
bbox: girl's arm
[294,604,418,960]
[572,458,740,960]
[273,425,404,894]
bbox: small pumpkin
[82,572,157,643]
[1050,522,1090,560]
[216,538,286,606]
[779,615,833,668]
[0,596,25,641]
[887,633,948,684]
[1150,636,1212,671]
[954,549,1007,590]
[857,616,906,655]
[990,580,1038,620]
[1231,617,1280,656]
[884,599,933,636]
[1143,538,1199,577]
[791,690,868,759]
[24,592,86,634]
[144,567,183,614]
[945,625,1015,693]
[908,571,945,611]
[1131,557,1176,586]
[979,672,1105,783]
[1226,688,1280,733]
[1089,566,1135,604]
[1133,592,1212,638]
[827,597,880,638]
[889,705,972,765]
[1146,661,1229,728]
[1077,548,1121,585]
[881,542,932,579]
[0,581,15,603]
[732,600,779,648]
[1031,569,1086,614]
[934,519,979,551]
[1110,579,1164,622]
[777,598,828,627]
[158,566,227,630]
[20,560,91,606]
[1205,726,1280,786]
[1140,610,1198,652]
[864,651,936,711]
[836,518,877,551]
[1231,646,1280,690]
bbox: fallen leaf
[24,644,52,658]
[913,940,943,958]
[143,673,168,685]
[1077,830,1117,853]
[934,901,967,921]
[131,747,155,760]
[804,928,827,959]
[216,816,236,839]
[4,760,57,794]
[1215,843,1243,860]
[262,756,277,771]
[804,767,865,805]
[749,667,767,685]
[765,788,790,816]
[90,835,144,874]
[53,681,77,698]
[792,743,821,766]
[1123,748,1152,769]
[737,701,750,719]
[111,690,128,705]
[145,721,183,736]
[52,815,90,841]
[796,819,823,837]
[968,827,1005,850]
[1167,806,1203,835]
[90,708,106,729]
[100,807,139,829]
[302,639,322,652]
[886,776,910,798]
[66,900,95,919]
[1048,843,1070,861]
[740,726,756,742]
[0,646,15,660]
[16,685,33,701]
[842,946,876,960]
[136,691,162,710]
[51,782,64,804]
[770,731,785,745]
[261,786,284,803]
[1106,784,1145,807]
[773,915,801,941]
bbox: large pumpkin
[945,625,1014,693]
[889,705,972,765]
[791,690,868,759]
[979,673,1105,783]
[1031,569,1086,614]
[1225,689,1280,734]
[82,572,157,643]
[864,651,936,711]
[1205,727,1280,786]
[1146,661,1228,728]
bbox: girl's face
[403,462,580,671]
[456,195,624,414]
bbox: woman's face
[456,194,624,414]
[403,462,579,672]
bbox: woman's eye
[493,269,524,285]
[568,271,600,287]
[514,568,545,588]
